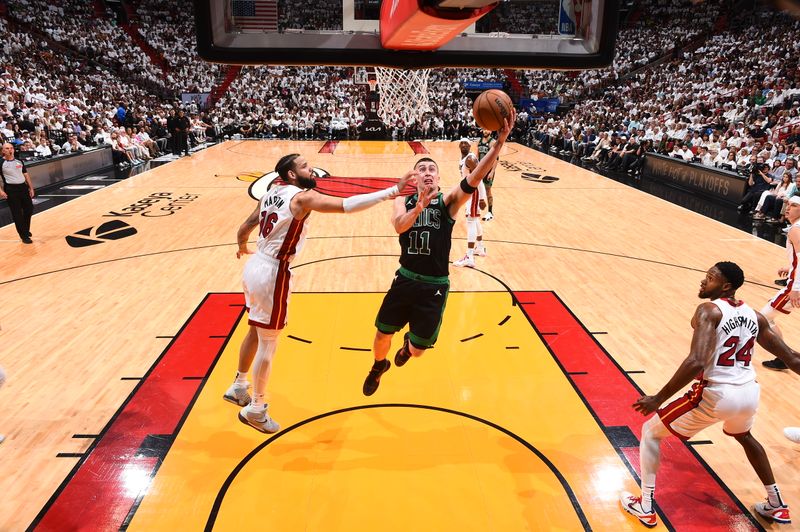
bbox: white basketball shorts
[242,254,292,330]
[658,379,760,440]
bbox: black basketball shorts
[375,269,450,349]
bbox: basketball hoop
[374,67,432,126]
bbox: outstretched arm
[236,203,261,258]
[292,170,417,218]
[755,312,800,373]
[633,302,720,415]
[445,111,515,216]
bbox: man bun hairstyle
[715,261,745,290]
[276,153,300,179]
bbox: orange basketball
[472,89,514,131]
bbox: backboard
[194,0,618,69]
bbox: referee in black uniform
[362,109,516,396]
[0,142,35,244]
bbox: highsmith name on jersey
[705,298,758,385]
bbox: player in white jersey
[453,138,487,268]
[619,261,800,527]
[762,196,800,370]
[225,153,415,433]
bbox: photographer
[738,158,774,213]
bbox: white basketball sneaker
[239,404,280,434]
[453,255,475,268]
[785,427,800,444]
[482,212,494,221]
[620,491,657,528]
[223,382,251,406]
[754,500,791,524]
[0,434,5,445]
[474,244,488,257]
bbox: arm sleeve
[342,185,399,213]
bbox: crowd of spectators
[475,1,559,35]
[7,0,167,91]
[2,0,799,231]
[526,9,800,224]
[277,0,343,31]
[132,0,224,93]
[516,0,720,100]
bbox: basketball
[472,89,514,131]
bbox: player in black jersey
[363,110,516,396]
[477,129,499,221]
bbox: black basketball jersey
[399,192,455,278]
[477,137,492,161]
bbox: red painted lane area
[32,294,244,532]
[407,141,429,154]
[319,140,338,153]
[315,176,416,198]
[514,291,759,532]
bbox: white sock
[765,483,784,507]
[250,328,280,409]
[640,416,669,513]
[641,484,655,513]
[235,371,248,385]
[466,219,478,259]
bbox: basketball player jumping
[761,196,800,371]
[620,262,800,527]
[478,129,498,221]
[453,138,487,268]
[362,110,515,396]
[227,154,416,433]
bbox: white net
[374,67,432,126]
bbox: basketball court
[1,140,798,530]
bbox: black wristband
[460,178,477,194]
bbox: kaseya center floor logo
[66,192,200,248]
[66,220,137,248]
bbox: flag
[231,0,278,31]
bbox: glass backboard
[194,0,618,69]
